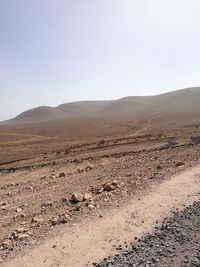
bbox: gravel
[94,200,200,267]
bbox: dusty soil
[95,200,200,267]
[1,158,200,267]
[0,125,200,266]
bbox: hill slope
[1,87,200,138]
[7,87,200,122]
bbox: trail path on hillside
[2,165,200,267]
[130,118,151,137]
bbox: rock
[104,183,116,191]
[88,204,95,210]
[111,180,118,186]
[50,216,60,226]
[61,218,68,224]
[50,172,56,179]
[62,197,69,203]
[59,172,65,177]
[63,213,72,220]
[156,165,162,170]
[20,221,28,225]
[85,166,93,172]
[104,181,118,192]
[26,186,33,191]
[77,168,84,173]
[13,213,25,220]
[71,193,83,203]
[31,217,44,224]
[74,205,81,211]
[15,227,28,233]
[0,239,12,249]
[22,203,29,208]
[175,162,185,167]
[0,201,7,206]
[16,208,22,212]
[50,214,68,225]
[41,201,53,207]
[83,193,92,201]
[98,188,104,194]
[17,233,29,240]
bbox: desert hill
[14,101,113,123]
[98,87,200,116]
[1,87,200,138]
[6,87,200,123]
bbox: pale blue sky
[1,0,200,120]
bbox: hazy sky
[1,0,200,120]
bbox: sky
[1,0,200,121]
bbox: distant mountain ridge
[2,87,200,125]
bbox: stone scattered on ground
[71,193,84,203]
[175,161,185,167]
[83,192,93,201]
[85,165,93,172]
[104,180,118,192]
[0,141,199,263]
[58,172,65,178]
[50,214,70,225]
[31,217,44,224]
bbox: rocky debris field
[0,142,199,264]
[94,200,200,267]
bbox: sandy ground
[2,165,200,267]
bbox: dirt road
[2,165,200,267]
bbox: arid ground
[0,88,200,266]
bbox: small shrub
[97,139,106,147]
[64,149,70,155]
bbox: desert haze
[1,87,200,140]
[7,87,200,122]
